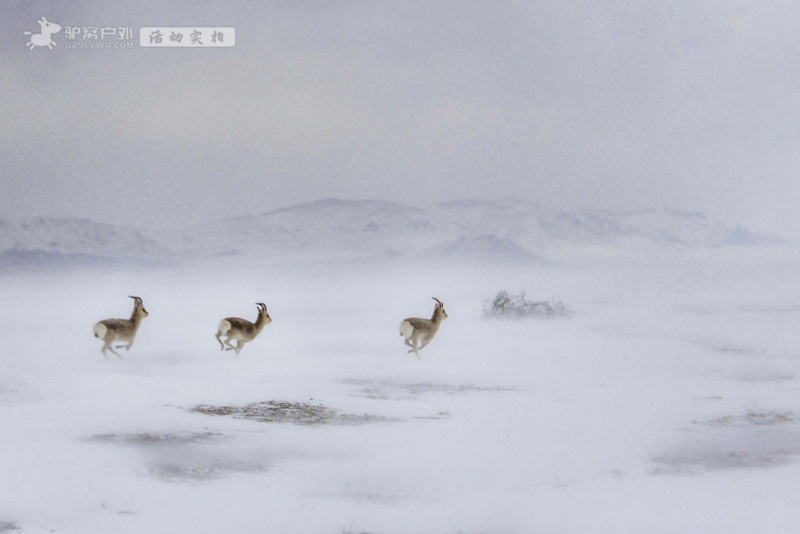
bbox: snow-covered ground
[2,244,800,533]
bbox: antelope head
[256,302,271,322]
[432,297,448,319]
[129,295,149,317]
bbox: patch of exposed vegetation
[90,432,223,446]
[413,410,452,420]
[0,522,19,532]
[341,521,382,534]
[341,379,514,401]
[653,410,800,474]
[696,411,795,427]
[652,447,796,473]
[149,461,267,483]
[483,290,572,319]
[89,431,270,484]
[191,400,393,426]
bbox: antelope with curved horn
[93,296,149,359]
[216,302,272,355]
[399,297,448,358]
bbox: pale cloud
[3,1,800,236]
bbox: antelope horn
[432,297,442,305]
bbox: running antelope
[93,296,149,358]
[399,297,448,358]
[215,303,272,355]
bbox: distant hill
[0,200,781,270]
[0,217,172,270]
[178,198,780,261]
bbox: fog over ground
[3,247,800,532]
[3,1,800,237]
[3,3,800,533]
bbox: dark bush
[483,290,572,319]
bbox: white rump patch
[218,320,231,336]
[399,320,413,339]
[93,322,106,340]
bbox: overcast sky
[3,1,800,236]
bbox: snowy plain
[2,208,800,533]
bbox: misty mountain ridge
[0,199,780,269]
[0,217,172,270]
[194,198,779,257]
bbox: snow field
[1,247,800,532]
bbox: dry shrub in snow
[483,290,572,319]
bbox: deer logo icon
[24,17,62,50]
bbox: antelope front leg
[406,340,421,359]
[103,343,123,359]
